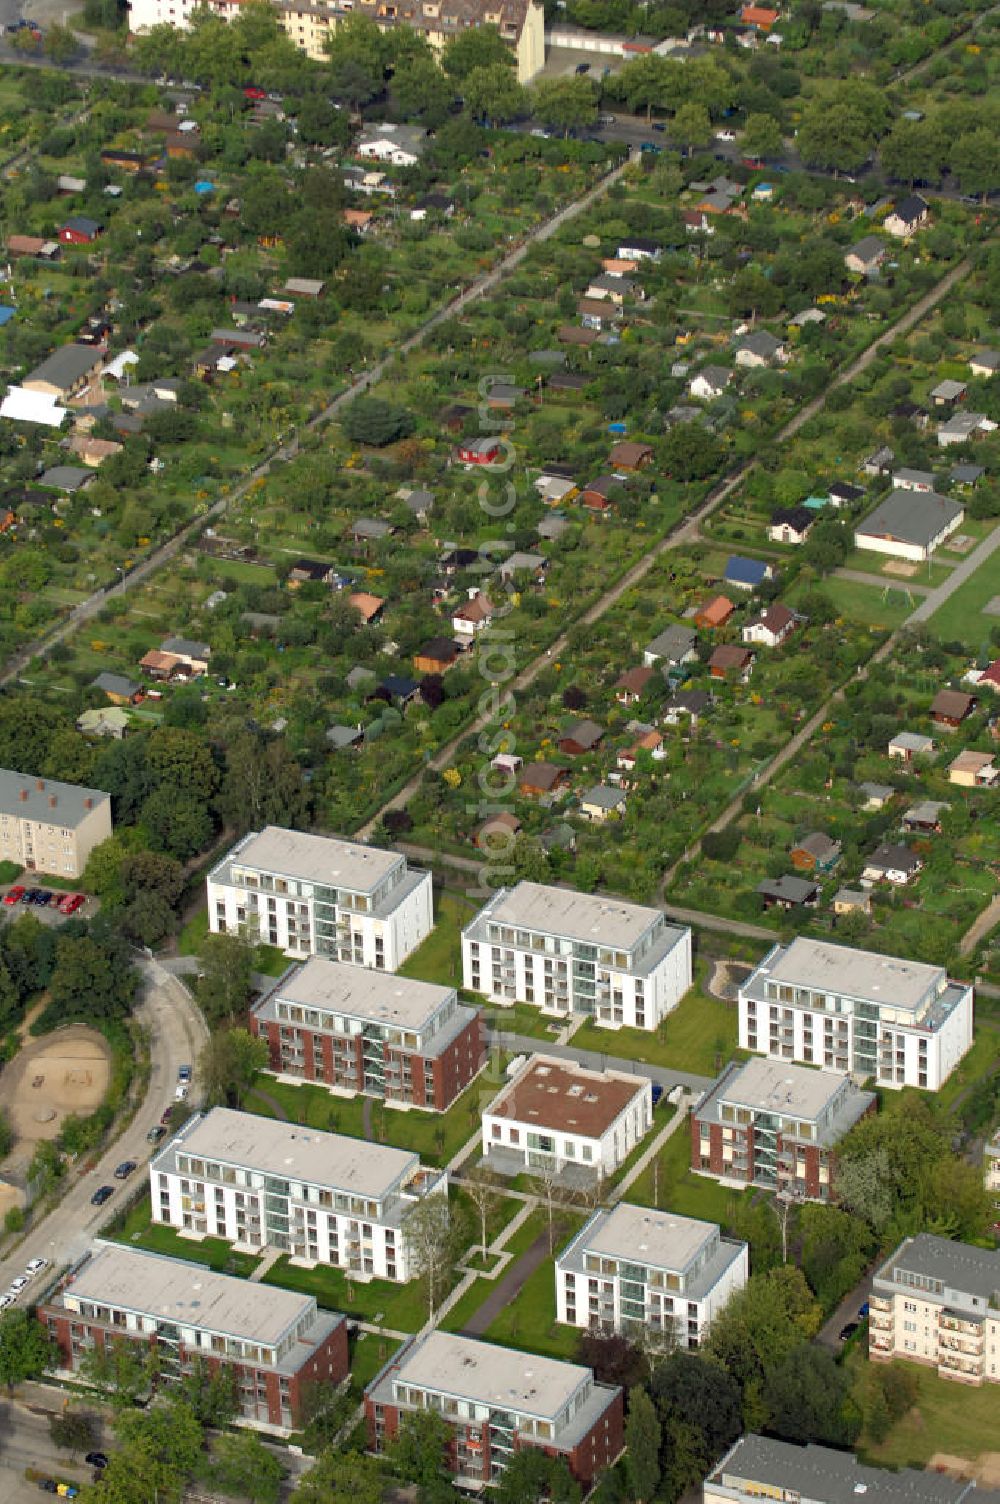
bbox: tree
[762,1343,859,1445]
[0,1309,56,1390]
[49,1410,97,1458]
[704,1266,822,1397]
[0,1107,13,1159]
[462,63,527,125]
[343,396,415,448]
[292,1450,386,1504]
[663,423,722,482]
[880,120,944,187]
[196,931,258,1028]
[951,128,1000,201]
[532,77,597,137]
[576,1332,648,1390]
[649,1351,742,1460]
[671,102,711,151]
[116,1398,203,1476]
[208,1429,284,1504]
[797,98,876,173]
[176,1354,238,1426]
[741,113,782,161]
[403,1192,461,1320]
[393,56,454,127]
[625,1387,661,1504]
[387,1408,455,1496]
[803,517,851,575]
[199,1028,268,1108]
[619,54,673,123]
[45,932,139,1027]
[78,1338,152,1409]
[140,787,214,861]
[465,1164,502,1256]
[442,24,512,79]
[496,1448,579,1504]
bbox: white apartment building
[207,826,433,969]
[150,1107,447,1282]
[462,882,692,1031]
[738,937,974,1090]
[0,769,111,879]
[986,1130,1000,1231]
[869,1233,1000,1386]
[555,1203,747,1348]
[482,1055,653,1179]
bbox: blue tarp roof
[0,307,15,326]
[725,555,768,585]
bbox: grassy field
[571,985,740,1078]
[107,1195,262,1278]
[926,528,1000,645]
[627,1112,751,1228]
[348,1331,401,1396]
[799,575,916,630]
[262,1254,432,1332]
[481,1209,586,1361]
[398,890,478,988]
[859,1357,1000,1469]
[178,911,209,957]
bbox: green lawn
[795,575,914,631]
[859,1357,1000,1468]
[489,1001,565,1041]
[398,890,478,988]
[627,1114,751,1228]
[106,1195,262,1278]
[348,1332,401,1396]
[262,1254,433,1332]
[571,986,740,1078]
[927,528,1000,645]
[178,910,209,958]
[482,1209,586,1361]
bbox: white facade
[208,826,432,970]
[869,1234,1000,1385]
[482,1055,653,1177]
[555,1204,747,1348]
[738,937,974,1091]
[986,1131,1000,1227]
[462,881,692,1031]
[151,1108,446,1281]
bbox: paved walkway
[459,1231,550,1336]
[248,1246,285,1284]
[248,1087,289,1122]
[908,521,1000,623]
[833,566,932,596]
[484,1029,713,1094]
[608,1092,698,1205]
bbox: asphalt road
[0,960,208,1300]
[0,1400,97,1501]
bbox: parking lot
[539,45,625,79]
[0,885,95,929]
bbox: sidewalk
[609,1093,696,1205]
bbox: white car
[715,129,737,142]
[174,1084,189,1101]
[8,1274,28,1291]
[0,1294,14,1310]
[25,1258,48,1276]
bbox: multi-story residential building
[365,1331,624,1487]
[691,1058,875,1201]
[250,957,484,1111]
[555,1203,747,1347]
[0,769,111,879]
[150,1107,447,1281]
[462,881,692,1031]
[738,937,973,1090]
[868,1233,1000,1385]
[128,0,545,84]
[207,826,433,970]
[482,1056,653,1179]
[705,1434,988,1504]
[986,1129,1000,1232]
[39,1243,348,1430]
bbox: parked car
[651,121,666,132]
[3,886,24,905]
[25,1257,48,1275]
[640,142,662,154]
[715,129,737,142]
[651,1083,664,1107]
[9,1274,28,1291]
[839,1322,859,1342]
[160,1107,174,1125]
[175,1084,189,1101]
[0,1293,14,1310]
[33,891,53,907]
[147,1125,166,1144]
[58,894,85,915]
[84,1453,108,1470]
[574,61,590,73]
[178,1065,192,1083]
[91,1185,114,1206]
[113,1160,137,1180]
[858,1301,870,1317]
[20,888,35,903]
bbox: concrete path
[362,1097,374,1141]
[484,1028,713,1095]
[458,1231,551,1337]
[248,1086,289,1122]
[833,567,932,596]
[608,1091,698,1205]
[248,1246,285,1284]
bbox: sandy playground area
[929,1455,1000,1488]
[0,1025,112,1174]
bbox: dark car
[652,121,666,132]
[91,1185,114,1207]
[33,891,53,906]
[858,1301,870,1317]
[574,61,590,74]
[38,1482,57,1494]
[160,1106,174,1125]
[20,888,34,904]
[839,1322,859,1342]
[113,1160,137,1180]
[147,1125,167,1144]
[85,1453,109,1470]
[651,1083,665,1107]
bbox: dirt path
[959,894,1000,957]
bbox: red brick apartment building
[250,956,484,1111]
[366,1331,624,1488]
[691,1057,875,1201]
[39,1243,347,1430]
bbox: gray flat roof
[473,881,663,950]
[62,1243,315,1347]
[874,1233,1000,1305]
[266,956,454,1031]
[575,1203,716,1271]
[383,1331,593,1418]
[222,825,403,892]
[709,1435,975,1504]
[702,1056,864,1123]
[0,768,110,828]
[748,937,945,1012]
[155,1106,418,1198]
[856,489,963,548]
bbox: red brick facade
[252,1007,485,1111]
[39,1306,348,1430]
[365,1388,624,1489]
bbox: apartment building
[482,1055,653,1179]
[738,937,973,1090]
[691,1058,875,1201]
[150,1107,447,1281]
[250,957,484,1111]
[462,881,692,1031]
[207,826,433,970]
[987,1130,1000,1231]
[555,1203,748,1348]
[705,1434,987,1504]
[365,1331,624,1488]
[39,1243,348,1430]
[0,769,111,879]
[868,1233,1000,1385]
[128,0,545,83]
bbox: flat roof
[748,937,944,1012]
[267,956,454,1030]
[155,1106,418,1197]
[475,881,665,951]
[578,1203,717,1270]
[0,768,110,828]
[709,1435,975,1504]
[875,1233,1000,1305]
[708,1056,858,1120]
[222,825,403,891]
[385,1331,593,1419]
[62,1243,314,1347]
[486,1055,649,1138]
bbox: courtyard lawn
[627,1113,751,1228]
[571,985,740,1079]
[857,1357,1000,1469]
[106,1195,262,1278]
[398,890,478,988]
[348,1331,401,1396]
[262,1254,434,1333]
[482,1218,586,1361]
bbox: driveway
[816,1270,875,1351]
